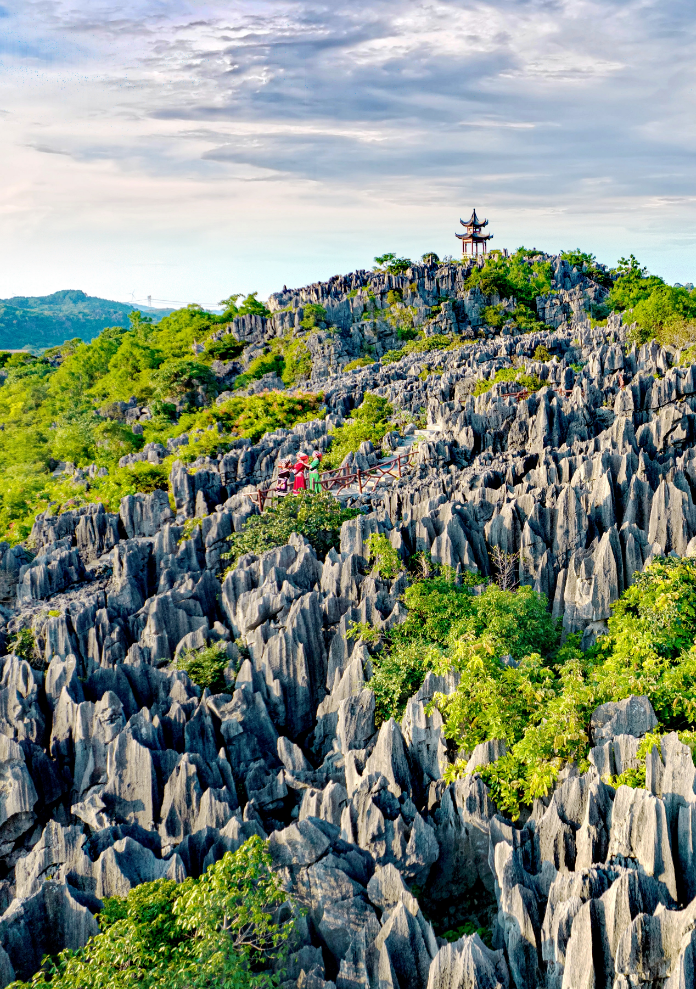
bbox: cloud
[0,0,695,300]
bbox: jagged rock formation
[0,255,695,986]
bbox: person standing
[308,450,322,493]
[293,453,309,492]
[276,459,292,497]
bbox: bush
[533,345,551,362]
[204,336,245,361]
[433,557,696,818]
[473,367,542,397]
[234,352,285,390]
[174,642,230,694]
[344,357,374,372]
[150,359,217,400]
[8,837,294,989]
[464,250,552,310]
[322,394,393,469]
[211,392,324,443]
[224,491,361,567]
[366,532,402,579]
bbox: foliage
[441,923,493,948]
[322,394,394,469]
[533,345,551,362]
[8,627,37,666]
[224,491,361,568]
[0,290,171,351]
[464,249,553,312]
[432,557,696,818]
[151,359,218,400]
[366,532,402,579]
[473,367,542,398]
[281,339,313,385]
[630,286,696,345]
[370,638,443,726]
[9,837,294,989]
[234,353,285,390]
[421,252,440,265]
[174,642,230,694]
[373,254,412,275]
[606,256,666,316]
[559,250,613,288]
[300,304,328,330]
[344,357,374,371]
[204,336,245,361]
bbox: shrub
[8,627,37,666]
[234,352,285,390]
[366,532,402,579]
[322,394,394,469]
[533,345,551,362]
[174,642,230,694]
[282,338,313,385]
[211,392,324,443]
[344,357,374,372]
[465,250,552,310]
[224,491,361,567]
[369,638,443,725]
[473,367,542,398]
[8,837,294,989]
[373,253,412,275]
[299,303,327,330]
[150,359,217,400]
[434,557,696,818]
[204,336,245,361]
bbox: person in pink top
[293,453,309,491]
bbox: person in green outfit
[308,449,322,493]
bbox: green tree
[9,837,294,989]
[225,490,361,566]
[322,394,394,468]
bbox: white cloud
[0,0,694,303]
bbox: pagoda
[456,209,493,255]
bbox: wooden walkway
[255,449,417,511]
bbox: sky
[0,0,694,307]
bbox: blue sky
[0,0,694,306]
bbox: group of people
[275,450,324,495]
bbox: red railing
[255,449,417,512]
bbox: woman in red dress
[293,453,309,492]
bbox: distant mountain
[0,289,174,351]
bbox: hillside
[0,289,173,351]
[0,249,695,988]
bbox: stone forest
[0,232,694,988]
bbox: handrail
[255,448,417,512]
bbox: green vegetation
[366,532,403,579]
[464,249,552,311]
[322,394,393,469]
[344,357,374,372]
[600,255,696,346]
[173,642,230,694]
[381,333,464,366]
[533,345,551,362]
[373,254,412,275]
[0,295,325,543]
[8,627,37,666]
[473,366,542,398]
[361,556,696,818]
[9,837,294,989]
[560,250,613,288]
[224,491,361,568]
[0,290,173,352]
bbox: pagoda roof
[460,210,488,229]
[456,231,493,241]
